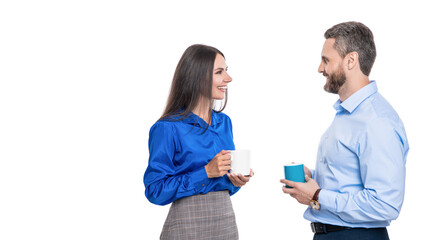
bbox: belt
[311,222,351,234]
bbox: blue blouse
[144,111,240,206]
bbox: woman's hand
[205,150,232,178]
[227,169,254,187]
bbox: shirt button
[202,184,205,186]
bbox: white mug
[229,150,251,176]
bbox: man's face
[318,38,346,94]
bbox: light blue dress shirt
[144,111,239,206]
[304,81,409,228]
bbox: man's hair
[324,21,376,76]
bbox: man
[281,21,409,240]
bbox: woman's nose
[224,72,232,82]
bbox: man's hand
[304,165,312,178]
[280,175,320,205]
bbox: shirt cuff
[188,166,210,191]
[318,189,337,212]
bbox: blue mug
[284,163,305,188]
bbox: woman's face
[212,54,232,100]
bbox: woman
[144,44,253,239]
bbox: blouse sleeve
[143,122,210,206]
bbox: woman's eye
[216,71,222,74]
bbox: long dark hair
[160,44,228,123]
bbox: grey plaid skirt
[160,190,239,240]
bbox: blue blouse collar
[169,108,219,127]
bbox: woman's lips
[218,86,227,92]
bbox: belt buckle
[311,223,317,233]
[311,223,326,234]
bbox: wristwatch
[310,188,321,210]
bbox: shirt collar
[333,81,378,113]
[180,110,218,127]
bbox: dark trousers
[313,227,389,240]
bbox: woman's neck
[192,98,211,124]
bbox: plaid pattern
[160,190,239,240]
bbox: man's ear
[346,51,359,70]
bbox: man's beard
[323,68,346,94]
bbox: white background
[1,0,428,239]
